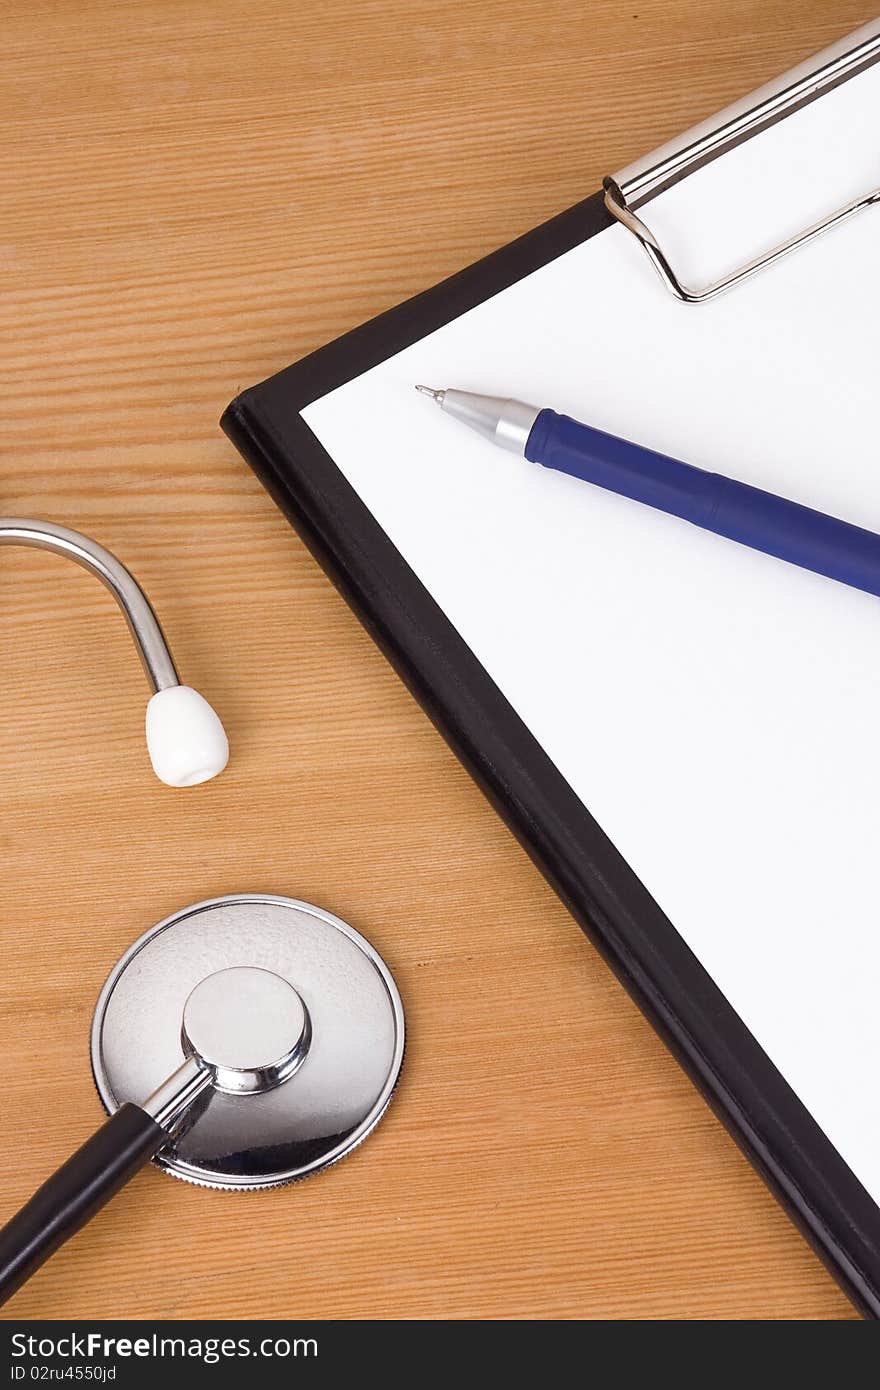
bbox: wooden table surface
[1,0,871,1321]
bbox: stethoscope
[0,519,405,1304]
[0,517,228,786]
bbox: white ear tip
[145,686,229,787]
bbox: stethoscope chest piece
[90,894,405,1190]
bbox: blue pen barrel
[526,409,880,599]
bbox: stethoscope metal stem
[141,1056,212,1132]
[0,517,179,692]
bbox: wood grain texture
[0,0,871,1321]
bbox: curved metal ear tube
[0,518,229,786]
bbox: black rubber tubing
[0,1103,166,1305]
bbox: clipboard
[222,19,880,1316]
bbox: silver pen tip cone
[415,384,445,402]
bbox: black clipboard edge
[222,191,880,1317]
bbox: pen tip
[415,384,445,403]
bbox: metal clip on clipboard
[603,17,880,302]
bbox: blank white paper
[303,60,880,1199]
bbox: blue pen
[416,385,880,601]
